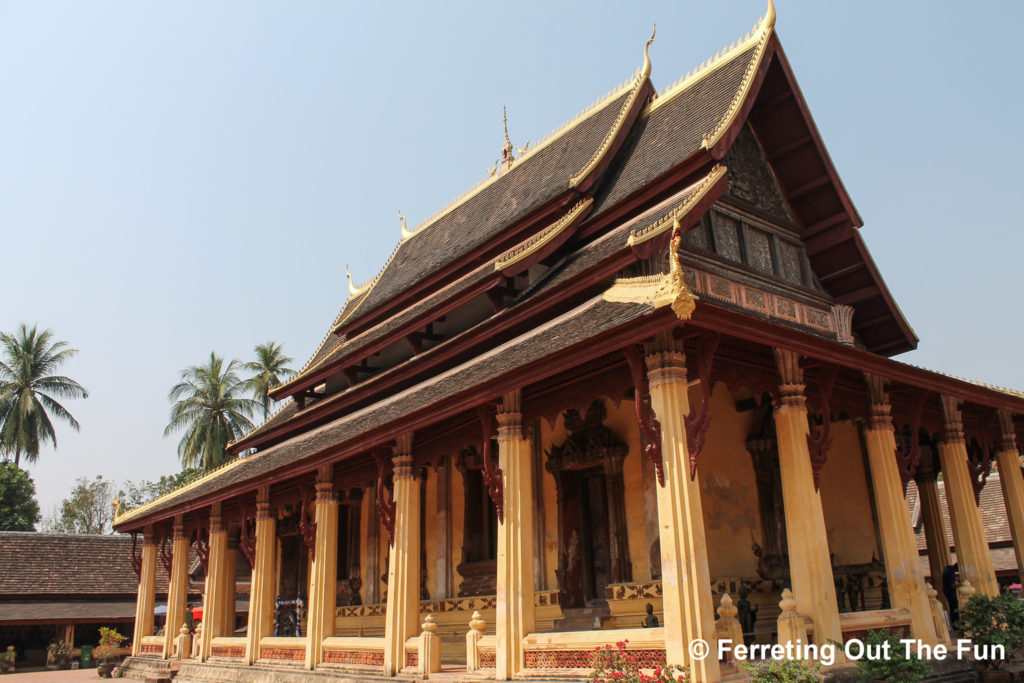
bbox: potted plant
[0,646,15,674]
[588,640,689,682]
[739,658,823,682]
[855,629,928,682]
[93,627,127,679]
[959,592,1024,683]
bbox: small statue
[737,589,758,646]
[641,602,659,628]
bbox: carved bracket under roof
[238,503,256,566]
[158,531,173,575]
[965,407,997,504]
[684,334,720,479]
[623,344,664,487]
[129,531,143,578]
[297,484,317,562]
[192,526,210,572]
[805,364,838,491]
[374,448,396,547]
[893,388,927,488]
[476,405,504,524]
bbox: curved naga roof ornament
[569,24,656,190]
[398,210,414,242]
[346,264,370,298]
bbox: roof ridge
[647,0,774,118]
[114,456,247,527]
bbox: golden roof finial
[501,105,514,164]
[641,24,656,80]
[764,0,776,30]
[399,210,413,241]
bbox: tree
[0,324,88,467]
[242,341,295,420]
[0,461,41,530]
[50,475,116,534]
[119,467,203,511]
[164,353,258,471]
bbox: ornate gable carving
[724,124,795,225]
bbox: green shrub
[739,658,823,682]
[959,592,1024,671]
[854,629,928,682]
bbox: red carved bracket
[375,448,397,547]
[806,364,838,491]
[193,526,210,571]
[239,504,257,566]
[895,389,927,487]
[476,405,504,523]
[684,334,719,479]
[623,344,664,486]
[158,531,173,575]
[298,485,317,562]
[966,408,996,504]
[129,532,143,577]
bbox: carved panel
[723,124,796,224]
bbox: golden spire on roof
[641,24,656,80]
[501,105,514,165]
[399,210,414,241]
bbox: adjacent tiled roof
[0,532,172,598]
[117,295,658,526]
[0,600,138,624]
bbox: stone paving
[2,668,99,681]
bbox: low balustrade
[319,635,386,670]
[208,636,246,661]
[138,635,164,657]
[256,636,306,665]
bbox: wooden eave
[730,35,916,355]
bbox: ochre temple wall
[603,398,651,580]
[820,420,879,566]
[698,383,761,579]
[424,469,438,597]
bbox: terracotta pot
[96,661,113,678]
[978,670,1012,683]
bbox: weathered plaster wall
[696,382,761,579]
[820,419,879,566]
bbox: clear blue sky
[2,1,1022,516]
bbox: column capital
[394,432,414,458]
[143,525,157,545]
[256,486,272,520]
[773,348,805,408]
[864,373,893,430]
[173,515,186,541]
[315,464,334,503]
[393,454,415,480]
[644,336,687,390]
[940,394,964,444]
[209,502,224,533]
[998,409,1019,453]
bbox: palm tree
[164,353,259,471]
[0,324,88,467]
[242,341,295,420]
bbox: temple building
[114,3,1024,681]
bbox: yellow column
[996,410,1024,585]
[219,537,237,638]
[305,464,339,669]
[245,487,276,664]
[771,349,842,648]
[863,375,938,644]
[163,516,189,658]
[916,470,952,601]
[495,390,535,680]
[131,526,157,656]
[383,434,421,676]
[645,335,719,682]
[937,395,998,597]
[199,503,228,661]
